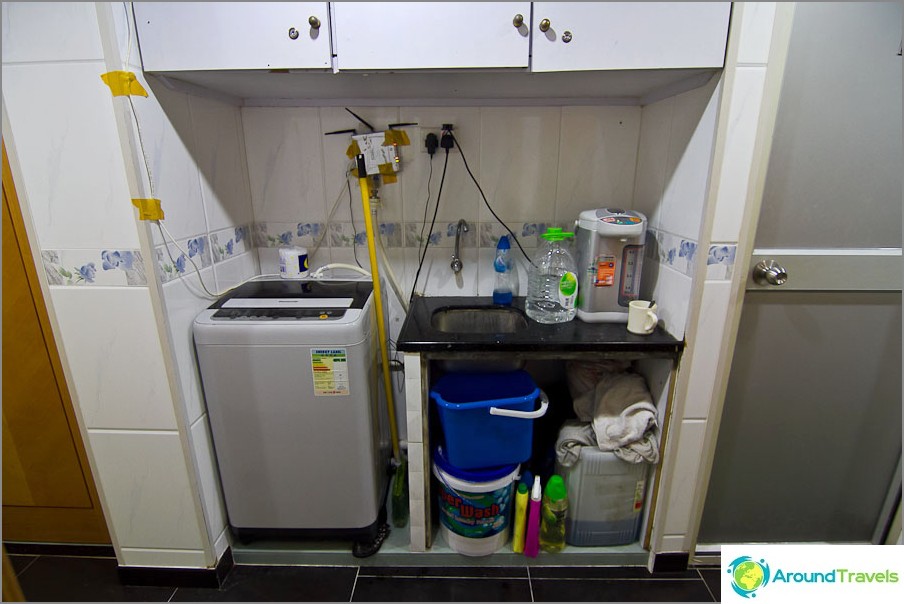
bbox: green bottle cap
[518,482,529,495]
[541,227,574,242]
[545,474,567,501]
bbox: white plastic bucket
[432,448,520,557]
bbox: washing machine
[193,279,390,543]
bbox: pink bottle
[524,476,542,558]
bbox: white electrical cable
[373,206,409,312]
[308,263,372,279]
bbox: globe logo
[727,556,771,598]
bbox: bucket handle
[489,390,549,419]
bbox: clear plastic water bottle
[493,236,514,306]
[526,228,578,324]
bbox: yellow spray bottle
[512,481,530,553]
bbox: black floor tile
[4,542,116,557]
[351,576,532,602]
[170,565,357,602]
[699,569,721,601]
[9,554,38,576]
[531,578,715,602]
[360,566,528,578]
[15,556,175,602]
[530,566,699,580]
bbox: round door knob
[539,18,551,32]
[512,14,524,28]
[308,16,321,29]
[752,259,788,286]
[562,31,573,43]
[288,27,299,40]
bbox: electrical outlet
[418,125,458,154]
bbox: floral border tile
[211,224,251,264]
[706,243,737,281]
[294,222,327,248]
[329,222,365,248]
[254,223,296,248]
[479,222,548,249]
[649,228,698,278]
[405,222,443,249]
[155,235,212,284]
[377,222,403,248]
[42,249,147,286]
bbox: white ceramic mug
[627,300,658,335]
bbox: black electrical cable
[410,150,450,301]
[347,176,363,268]
[449,132,533,265]
[417,154,435,259]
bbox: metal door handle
[308,16,321,30]
[753,260,788,286]
[539,18,551,32]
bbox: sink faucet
[451,219,468,274]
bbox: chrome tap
[451,219,469,274]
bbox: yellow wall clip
[132,198,164,221]
[100,71,148,98]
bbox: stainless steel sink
[431,306,528,334]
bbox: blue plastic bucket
[431,371,548,469]
[433,447,520,556]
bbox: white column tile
[2,62,137,249]
[683,281,733,420]
[190,415,228,548]
[87,430,206,551]
[50,287,178,430]
[657,534,688,553]
[119,548,208,569]
[737,2,777,65]
[711,66,767,242]
[162,267,215,424]
[1,2,103,63]
[662,420,708,536]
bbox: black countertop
[396,296,683,357]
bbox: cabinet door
[532,2,731,72]
[135,2,331,71]
[333,2,530,69]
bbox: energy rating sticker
[311,349,350,396]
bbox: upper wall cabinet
[531,2,731,72]
[332,2,531,70]
[134,2,331,71]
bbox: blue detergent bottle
[493,236,514,305]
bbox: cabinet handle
[539,18,551,32]
[308,16,321,30]
[512,14,524,28]
[562,31,573,43]
[288,27,300,40]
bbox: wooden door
[2,142,110,544]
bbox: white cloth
[572,372,660,464]
[554,420,597,468]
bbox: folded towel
[573,372,660,464]
[554,420,597,468]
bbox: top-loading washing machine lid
[208,280,373,320]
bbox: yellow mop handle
[356,158,401,461]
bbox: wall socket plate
[416,125,458,155]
